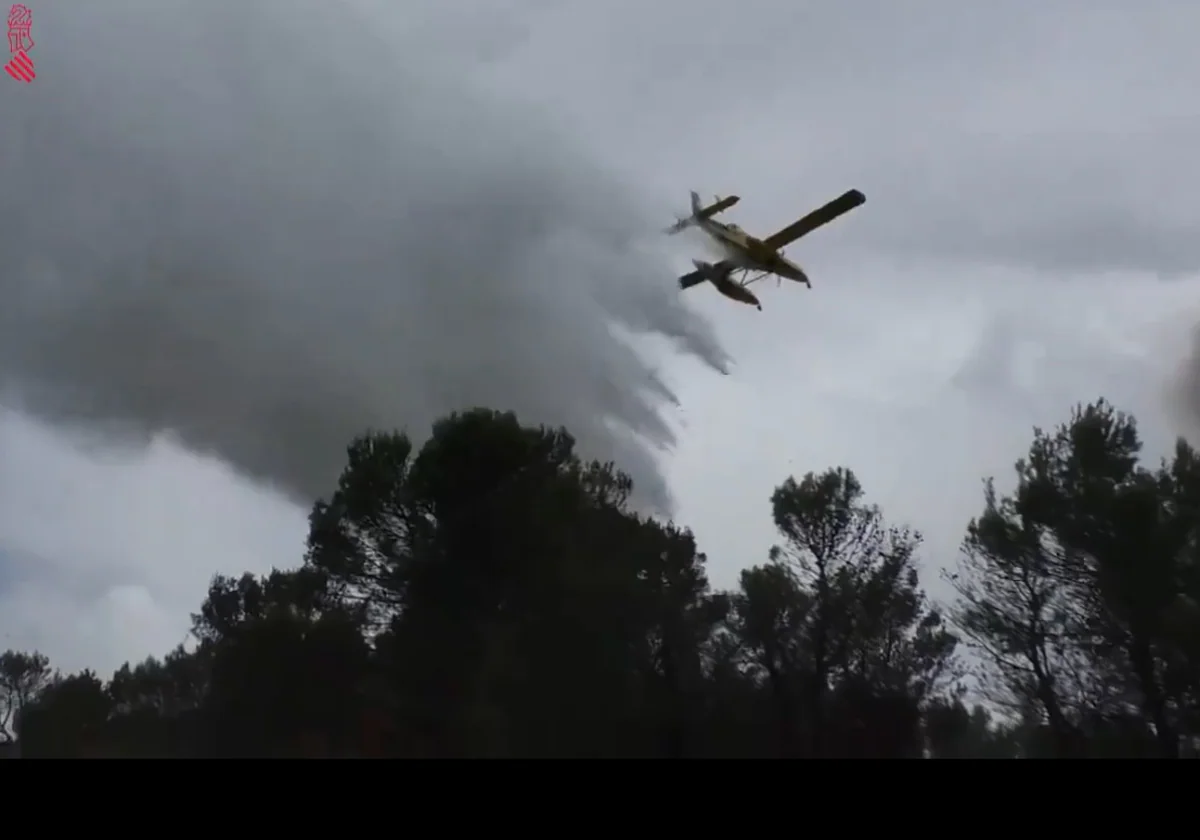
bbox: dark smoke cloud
[0,1,730,512]
[1168,324,1200,439]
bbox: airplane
[665,188,866,310]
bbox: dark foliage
[7,402,1200,757]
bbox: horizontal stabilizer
[698,194,739,218]
[664,192,740,235]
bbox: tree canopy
[5,401,1200,757]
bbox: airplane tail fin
[664,215,692,235]
[664,191,739,235]
[664,191,703,235]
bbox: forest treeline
[2,399,1199,757]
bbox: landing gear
[730,269,767,310]
[731,268,771,286]
[729,271,777,294]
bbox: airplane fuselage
[694,218,810,285]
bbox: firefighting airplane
[664,188,866,310]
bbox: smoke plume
[0,0,730,513]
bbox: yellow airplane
[665,188,866,310]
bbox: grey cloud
[8,0,1200,675]
[1169,328,1200,443]
[853,125,1200,278]
[0,0,731,514]
[529,0,1200,279]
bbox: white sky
[5,0,1200,675]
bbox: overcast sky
[4,0,1200,675]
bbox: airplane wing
[678,260,733,290]
[760,189,865,251]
